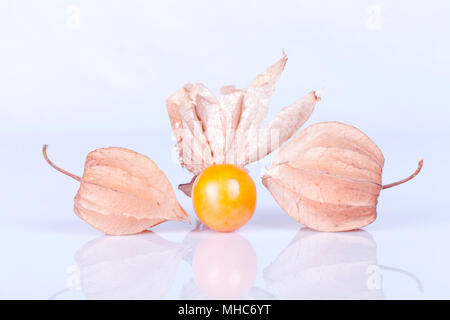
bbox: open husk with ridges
[166,52,321,196]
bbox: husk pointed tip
[314,86,326,101]
[176,203,191,223]
[181,212,192,225]
[281,49,288,61]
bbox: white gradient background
[1,1,449,299]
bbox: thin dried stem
[42,144,81,182]
[382,159,423,190]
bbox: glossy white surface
[1,0,449,300]
[0,131,448,300]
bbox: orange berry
[192,164,257,232]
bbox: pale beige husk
[43,145,189,235]
[74,147,189,235]
[166,53,321,195]
[262,122,385,232]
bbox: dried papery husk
[262,122,423,232]
[219,85,244,162]
[43,145,189,235]
[166,53,321,196]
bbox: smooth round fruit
[192,233,257,299]
[192,164,257,232]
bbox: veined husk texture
[73,147,188,235]
[263,122,385,232]
[166,53,321,177]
